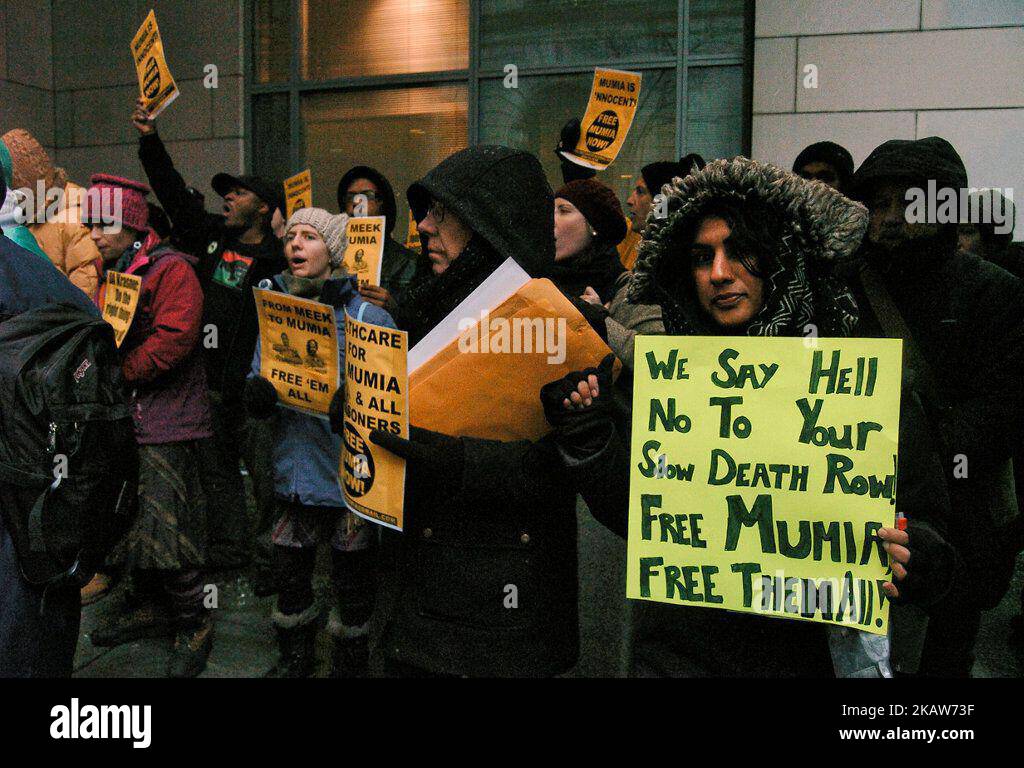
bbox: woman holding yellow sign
[543,158,969,678]
[244,206,396,678]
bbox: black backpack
[0,302,138,587]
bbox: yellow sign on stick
[341,312,409,531]
[405,209,420,251]
[627,336,903,636]
[561,68,642,171]
[342,216,385,286]
[253,288,339,416]
[101,271,143,348]
[283,170,312,220]
[130,10,179,118]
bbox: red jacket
[97,229,212,445]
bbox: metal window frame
[244,0,753,172]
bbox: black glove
[571,296,609,342]
[244,376,278,419]
[555,118,597,184]
[540,353,615,428]
[328,386,345,435]
[886,520,957,608]
[370,426,466,507]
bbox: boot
[91,603,172,647]
[264,606,320,678]
[167,616,214,678]
[328,610,370,679]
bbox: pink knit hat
[84,173,151,232]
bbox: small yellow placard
[627,336,903,635]
[130,10,179,118]
[102,271,143,348]
[342,216,385,286]
[404,209,420,251]
[561,68,642,171]
[283,170,312,220]
[341,312,409,531]
[253,288,339,416]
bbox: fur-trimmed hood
[629,156,868,337]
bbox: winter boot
[167,615,214,678]
[328,609,370,678]
[265,605,320,678]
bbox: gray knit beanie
[285,207,349,266]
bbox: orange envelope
[409,277,619,441]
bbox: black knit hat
[851,136,968,201]
[792,141,854,189]
[641,155,705,198]
[554,179,627,245]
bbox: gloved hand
[329,386,345,435]
[370,426,466,507]
[540,353,618,464]
[244,376,278,419]
[879,519,957,608]
[570,296,609,342]
[555,118,597,184]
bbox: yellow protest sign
[253,288,339,416]
[341,312,408,531]
[627,337,903,636]
[561,68,642,171]
[342,216,385,286]
[284,170,312,220]
[130,10,179,118]
[101,271,142,348]
[405,209,420,251]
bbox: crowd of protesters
[0,97,1021,679]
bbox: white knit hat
[285,207,349,266]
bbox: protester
[244,207,393,678]
[848,136,1024,676]
[957,189,1024,278]
[360,146,580,677]
[0,167,109,677]
[793,140,855,193]
[1,129,102,298]
[543,157,967,677]
[336,166,418,309]
[133,98,286,573]
[0,137,49,261]
[83,174,215,678]
[551,178,626,303]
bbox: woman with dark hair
[543,157,968,677]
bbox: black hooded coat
[377,146,579,677]
[336,165,418,300]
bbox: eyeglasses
[343,190,380,202]
[427,200,446,223]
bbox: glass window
[253,0,292,83]
[301,84,468,228]
[688,0,745,57]
[478,68,676,204]
[301,0,469,81]
[252,93,292,185]
[479,0,677,71]
[685,65,744,161]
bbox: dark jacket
[549,240,626,304]
[381,146,579,677]
[138,132,287,393]
[336,165,418,300]
[850,137,1024,609]
[560,159,965,676]
[97,229,212,446]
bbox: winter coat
[97,229,213,445]
[251,273,395,508]
[1,186,100,675]
[336,165,418,300]
[603,270,664,372]
[549,240,626,304]
[138,132,287,393]
[560,158,964,676]
[0,130,102,298]
[380,146,579,677]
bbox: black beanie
[793,141,854,189]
